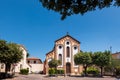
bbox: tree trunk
[0,63,1,73]
[5,63,8,78]
[11,64,15,75]
[84,66,87,76]
[100,67,103,77]
[5,63,8,74]
[5,63,11,77]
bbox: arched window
[59,54,62,65]
[66,47,70,57]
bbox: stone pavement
[5,74,118,80]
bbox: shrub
[49,68,64,76]
[87,67,99,74]
[115,66,120,76]
[20,69,29,75]
[83,67,100,76]
[49,68,56,75]
[57,69,64,74]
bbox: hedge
[20,69,29,75]
[49,68,64,76]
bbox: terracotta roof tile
[27,57,42,63]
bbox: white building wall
[57,45,63,67]
[65,40,71,63]
[30,64,43,73]
[14,46,30,73]
[0,63,5,72]
[0,45,32,73]
[73,46,78,55]
[73,46,78,67]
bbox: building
[27,57,43,73]
[112,52,120,59]
[44,34,83,75]
[0,45,43,74]
[0,45,31,73]
[14,45,31,73]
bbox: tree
[108,59,120,76]
[40,0,120,20]
[74,52,92,76]
[104,58,120,76]
[0,40,23,74]
[26,53,30,58]
[92,51,111,76]
[48,59,61,68]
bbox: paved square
[6,74,117,80]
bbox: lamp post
[110,46,112,53]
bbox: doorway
[66,62,71,74]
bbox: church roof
[46,34,80,56]
[55,34,80,44]
[46,49,54,56]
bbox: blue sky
[0,0,120,61]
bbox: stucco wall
[30,64,43,73]
[14,46,31,73]
[45,35,82,75]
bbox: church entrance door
[66,62,71,74]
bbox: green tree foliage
[49,68,56,75]
[49,68,64,75]
[115,65,120,76]
[86,66,99,75]
[74,52,92,76]
[48,59,62,75]
[105,59,120,76]
[92,51,111,76]
[111,59,120,68]
[40,0,120,20]
[48,59,61,68]
[26,53,30,58]
[0,40,23,74]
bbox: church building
[45,34,83,75]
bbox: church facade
[45,34,83,75]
